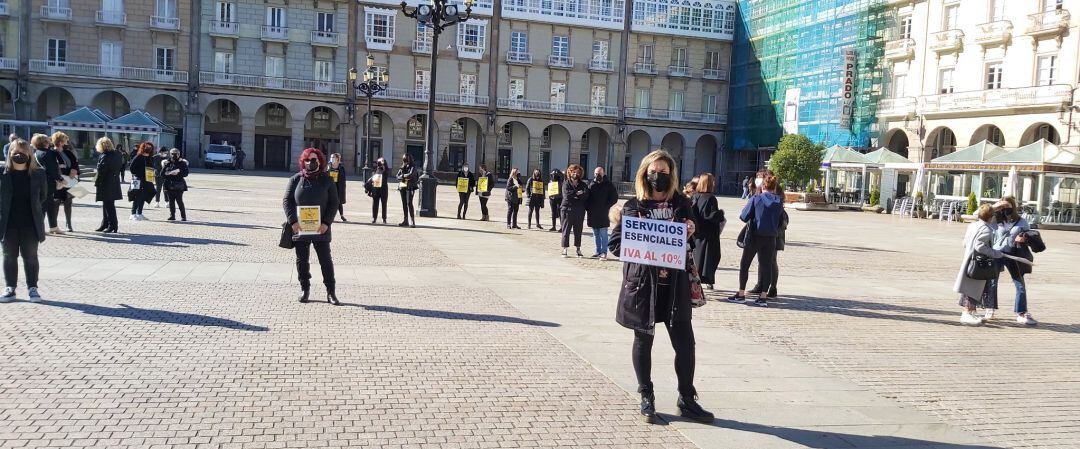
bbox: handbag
[736,219,755,249]
[279,222,295,249]
[126,179,141,201]
[964,230,998,280]
[688,257,706,308]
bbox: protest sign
[618,216,687,270]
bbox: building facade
[878,0,1079,161]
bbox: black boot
[640,390,657,424]
[298,283,310,303]
[677,392,714,423]
[767,287,778,298]
[327,292,340,306]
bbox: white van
[205,144,238,169]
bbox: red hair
[298,147,326,172]
[137,141,155,156]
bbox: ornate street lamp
[400,0,474,217]
[349,54,389,181]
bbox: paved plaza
[1,170,1079,449]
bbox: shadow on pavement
[33,300,269,332]
[784,241,904,254]
[348,303,560,327]
[167,220,277,231]
[58,233,247,248]
[659,416,1003,448]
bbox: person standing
[475,164,495,221]
[93,137,123,233]
[608,149,712,425]
[284,148,340,305]
[987,197,1036,325]
[369,157,389,224]
[727,171,784,307]
[31,134,62,234]
[236,148,246,171]
[586,166,618,259]
[161,148,190,221]
[749,177,787,298]
[456,164,475,220]
[152,147,168,208]
[127,142,156,221]
[954,204,1002,325]
[690,173,725,290]
[117,144,129,183]
[2,134,18,161]
[0,139,47,302]
[56,137,79,232]
[547,168,564,232]
[396,154,418,228]
[560,164,589,258]
[505,168,523,229]
[328,153,348,222]
[740,176,750,199]
[526,168,545,230]
[49,132,77,233]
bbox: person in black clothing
[30,134,62,234]
[608,149,713,425]
[50,132,78,232]
[93,137,123,233]
[0,139,48,302]
[504,168,523,229]
[689,173,725,290]
[396,154,418,227]
[560,164,589,258]
[369,157,389,224]
[475,164,495,221]
[526,168,545,230]
[547,168,564,232]
[728,170,785,307]
[161,148,190,221]
[127,142,157,221]
[152,147,168,208]
[328,153,348,222]
[116,144,128,182]
[585,166,619,259]
[455,164,475,219]
[284,148,340,305]
[749,181,788,298]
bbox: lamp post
[349,55,389,181]
[400,0,473,217]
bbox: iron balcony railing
[150,15,180,30]
[625,107,726,124]
[30,59,188,83]
[209,20,239,36]
[375,88,491,107]
[507,51,532,64]
[95,10,127,25]
[41,5,72,20]
[496,98,618,117]
[200,71,346,95]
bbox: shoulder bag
[965,228,998,280]
[736,219,755,249]
[279,222,295,249]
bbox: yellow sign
[330,170,339,183]
[457,177,470,193]
[547,181,560,197]
[145,167,155,184]
[477,176,489,193]
[531,181,543,195]
[297,206,321,235]
[398,181,408,190]
[516,187,524,200]
[372,174,383,188]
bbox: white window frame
[216,1,235,22]
[459,73,477,104]
[943,4,958,30]
[364,8,396,51]
[705,50,720,70]
[154,0,176,18]
[456,20,487,59]
[592,40,609,62]
[1043,0,1063,12]
[155,47,175,72]
[47,38,67,67]
[552,36,569,58]
[549,82,566,112]
[416,22,433,47]
[640,43,653,63]
[899,15,912,39]
[266,7,285,27]
[669,90,684,111]
[266,56,285,78]
[508,78,525,108]
[315,60,333,82]
[510,31,527,54]
[892,73,906,98]
[988,0,1004,22]
[214,51,234,73]
[317,12,334,32]
[100,41,122,75]
[703,94,718,114]
[635,88,650,111]
[1037,54,1057,86]
[415,69,430,98]
[672,47,687,66]
[985,62,1003,90]
[938,67,954,94]
[590,85,606,115]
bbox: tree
[966,191,978,215]
[869,187,880,206]
[770,134,823,191]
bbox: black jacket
[689,193,725,241]
[547,172,564,200]
[476,171,495,198]
[161,158,190,192]
[95,150,124,202]
[456,170,476,194]
[60,147,80,178]
[505,176,523,204]
[527,176,545,207]
[560,178,589,213]
[329,165,347,204]
[153,153,169,180]
[34,147,61,197]
[585,177,619,228]
[396,164,418,190]
[129,155,155,186]
[609,195,694,331]
[0,167,48,243]
[283,173,340,242]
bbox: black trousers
[294,240,335,293]
[154,180,164,202]
[45,197,59,228]
[131,197,146,216]
[549,197,562,228]
[399,189,415,224]
[528,203,542,227]
[100,200,118,230]
[739,237,778,292]
[751,251,780,293]
[506,202,519,227]
[59,195,73,228]
[633,320,696,397]
[561,209,585,248]
[479,196,489,217]
[372,190,388,221]
[457,192,470,218]
[167,190,186,219]
[2,226,40,289]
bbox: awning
[930,140,1006,163]
[108,110,177,135]
[864,147,912,165]
[821,145,869,168]
[47,107,113,133]
[986,139,1080,165]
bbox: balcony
[702,68,728,81]
[411,40,432,54]
[375,88,490,107]
[366,35,394,52]
[625,107,725,124]
[209,20,239,37]
[506,51,531,65]
[634,62,657,75]
[502,0,624,30]
[547,55,573,69]
[199,71,346,95]
[150,15,179,31]
[29,60,188,83]
[41,5,72,21]
[261,25,289,41]
[310,30,339,47]
[974,20,1012,47]
[1027,9,1070,38]
[496,98,618,117]
[884,38,915,61]
[0,58,17,71]
[0,2,8,16]
[929,29,964,53]
[877,97,917,118]
[457,45,484,60]
[588,59,613,72]
[919,84,1072,116]
[95,10,127,26]
[667,65,690,77]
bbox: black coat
[95,150,124,202]
[586,178,619,228]
[161,159,190,192]
[547,173,564,200]
[60,148,80,178]
[505,176,523,204]
[690,193,725,284]
[283,173,340,242]
[0,167,48,243]
[456,170,476,194]
[609,195,694,332]
[329,165,347,204]
[128,154,156,201]
[34,147,62,199]
[396,164,419,191]
[560,178,589,214]
[476,171,495,198]
[526,177,545,207]
[153,153,169,181]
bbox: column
[483,130,498,172]
[290,118,305,172]
[184,111,203,163]
[438,129,452,171]
[568,138,582,169]
[681,144,696,182]
[392,125,407,163]
[240,115,255,170]
[611,141,628,183]
[341,117,357,169]
[527,136,541,174]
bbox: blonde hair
[976,204,994,222]
[30,133,51,149]
[683,177,699,197]
[696,173,716,194]
[96,137,115,153]
[5,139,41,171]
[634,150,678,201]
[50,131,69,148]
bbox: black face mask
[10,153,28,165]
[305,160,320,172]
[996,210,1011,222]
[647,172,672,193]
[171,154,179,161]
[595,174,604,182]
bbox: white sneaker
[155,202,161,208]
[129,214,137,221]
[960,312,984,326]
[27,288,41,303]
[984,309,996,320]
[561,249,568,258]
[0,287,15,302]
[1017,314,1037,326]
[48,227,63,234]
[137,214,149,221]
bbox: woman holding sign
[560,164,589,258]
[526,168,545,230]
[396,154,418,228]
[547,169,563,232]
[369,157,389,224]
[328,153,348,222]
[475,164,495,221]
[504,168,523,229]
[284,148,340,305]
[455,164,475,220]
[127,142,157,221]
[609,149,712,425]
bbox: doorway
[406,144,425,167]
[256,135,290,171]
[497,148,511,180]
